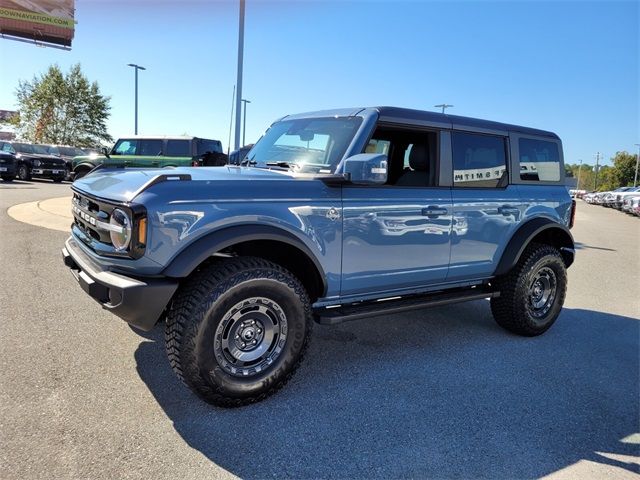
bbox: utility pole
[634,143,640,187]
[434,104,453,114]
[127,64,146,135]
[594,152,601,191]
[241,99,251,146]
[576,159,583,190]
[234,0,245,150]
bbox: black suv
[0,145,17,181]
[44,145,87,180]
[1,141,67,182]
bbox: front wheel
[165,257,312,407]
[1,175,14,182]
[18,164,31,181]
[491,243,567,336]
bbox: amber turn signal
[138,217,147,245]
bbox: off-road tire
[1,175,14,182]
[18,164,31,181]
[491,243,567,336]
[165,256,312,407]
[53,176,64,183]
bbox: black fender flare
[161,224,328,292]
[73,162,98,173]
[494,218,575,276]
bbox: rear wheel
[491,243,567,336]
[165,257,312,407]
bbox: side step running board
[315,287,499,325]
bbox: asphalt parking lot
[1,180,638,480]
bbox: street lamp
[241,99,251,146]
[576,159,583,190]
[234,0,246,150]
[127,63,146,135]
[634,143,640,187]
[435,104,453,114]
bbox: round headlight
[33,159,41,167]
[109,208,132,251]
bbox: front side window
[365,127,438,187]
[246,117,363,173]
[14,143,34,154]
[113,139,137,155]
[166,140,190,156]
[452,132,507,188]
[518,138,561,181]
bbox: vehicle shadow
[134,305,639,479]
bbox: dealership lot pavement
[1,179,638,479]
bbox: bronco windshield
[245,116,363,173]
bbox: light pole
[234,0,246,150]
[435,104,453,114]
[576,159,583,190]
[594,152,601,191]
[634,144,639,187]
[241,99,251,146]
[127,63,146,135]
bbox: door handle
[422,207,448,217]
[498,205,519,216]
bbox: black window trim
[451,130,510,190]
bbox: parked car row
[583,186,640,216]
[0,141,97,182]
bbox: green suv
[71,136,223,179]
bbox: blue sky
[0,0,638,165]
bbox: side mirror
[101,146,111,158]
[342,153,388,185]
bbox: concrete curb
[7,196,73,233]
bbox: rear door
[447,130,524,281]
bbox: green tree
[8,64,112,147]
[610,151,637,187]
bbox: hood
[17,152,65,163]
[72,166,297,203]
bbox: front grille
[72,192,117,246]
[39,158,65,169]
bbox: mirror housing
[342,153,388,185]
[101,146,111,158]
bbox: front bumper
[62,237,178,331]
[0,164,17,176]
[32,168,66,178]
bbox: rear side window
[197,139,222,155]
[452,132,507,188]
[138,140,163,156]
[518,138,561,181]
[166,140,191,156]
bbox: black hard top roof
[375,106,560,139]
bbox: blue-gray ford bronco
[62,107,576,407]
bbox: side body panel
[341,186,453,296]
[448,186,524,281]
[137,177,344,299]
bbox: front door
[340,126,452,298]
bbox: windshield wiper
[266,161,294,169]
